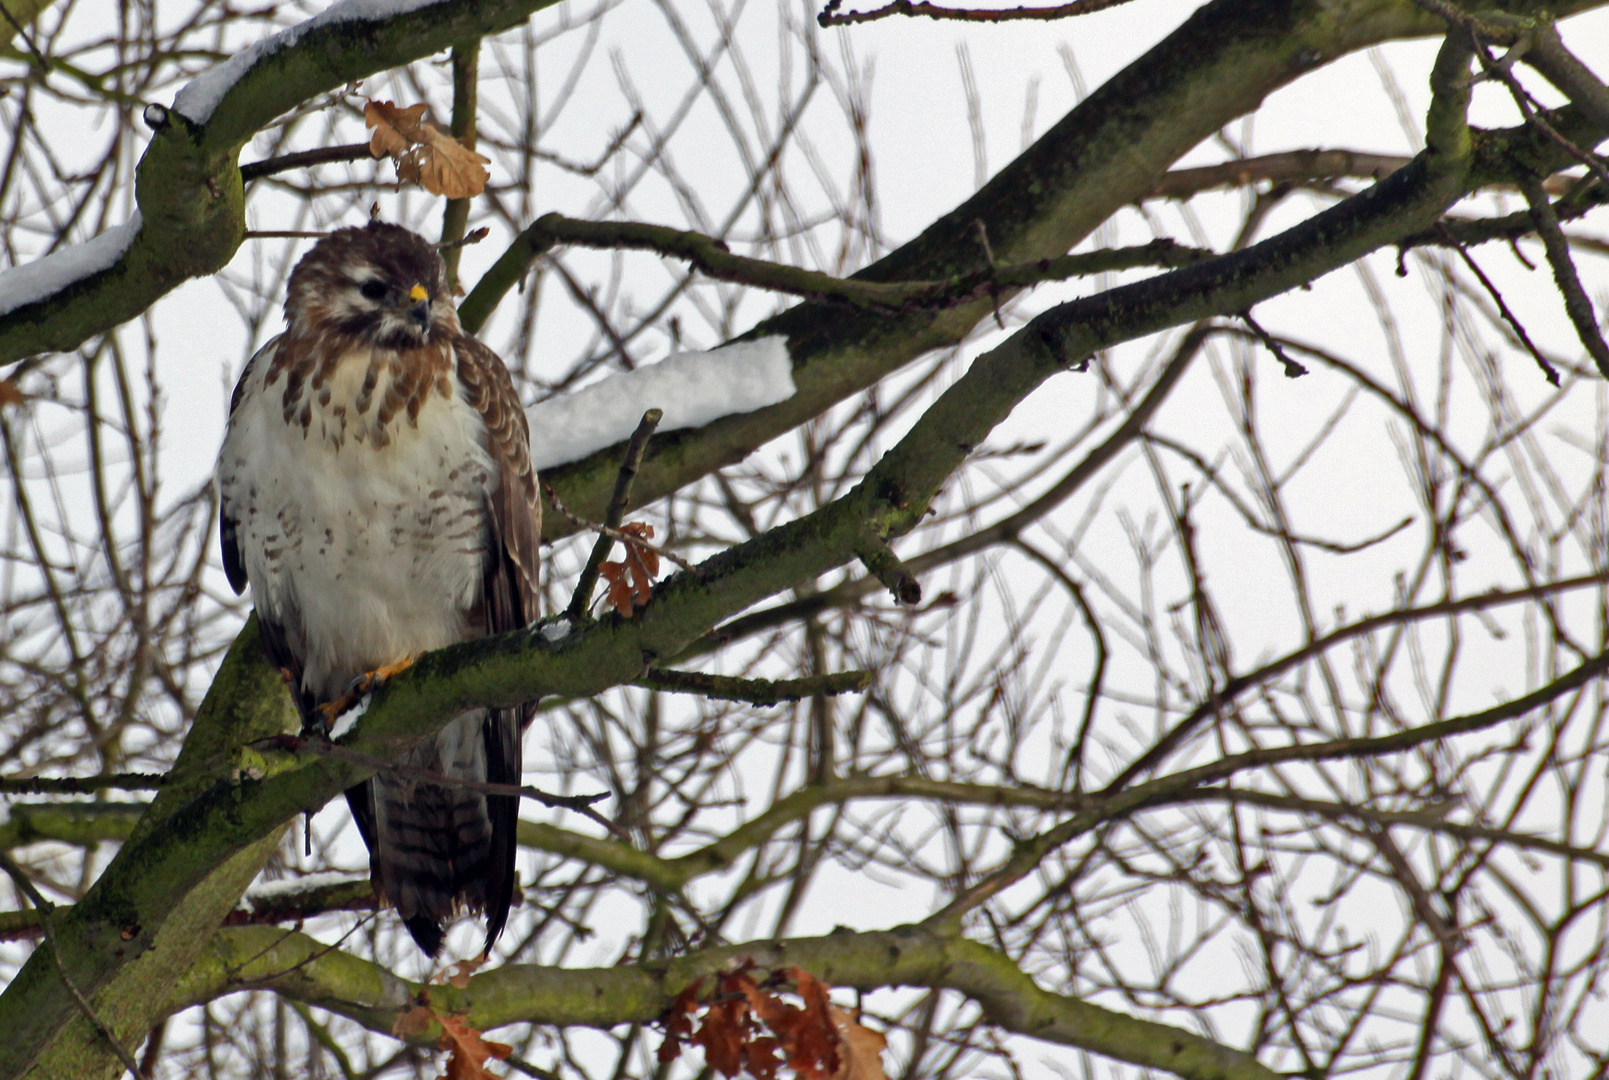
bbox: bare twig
[440,39,481,291]
[1520,175,1609,378]
[240,143,375,182]
[636,668,872,705]
[461,213,1212,329]
[1239,310,1309,377]
[267,734,624,838]
[242,231,330,240]
[0,773,165,795]
[1438,223,1561,385]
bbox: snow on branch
[0,213,143,319]
[172,0,450,124]
[527,336,795,471]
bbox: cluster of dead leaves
[599,522,660,616]
[392,959,513,1080]
[659,965,889,1080]
[365,100,490,200]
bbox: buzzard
[216,221,540,956]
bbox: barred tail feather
[345,708,520,956]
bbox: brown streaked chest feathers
[266,332,457,448]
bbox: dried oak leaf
[658,980,702,1064]
[365,99,491,199]
[365,100,427,158]
[786,969,841,1080]
[827,1006,888,1080]
[437,1012,513,1080]
[599,523,661,616]
[691,993,749,1078]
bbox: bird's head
[285,221,459,350]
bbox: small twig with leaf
[556,409,697,619]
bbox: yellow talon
[313,655,417,731]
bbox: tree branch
[0,0,567,366]
[633,668,872,706]
[458,213,1213,333]
[817,0,1141,26]
[1520,173,1609,376]
[172,923,1284,1080]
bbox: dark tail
[344,706,520,956]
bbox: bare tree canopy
[1,0,1608,1077]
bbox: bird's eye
[358,281,388,301]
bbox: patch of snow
[328,694,370,741]
[0,213,143,318]
[527,335,795,471]
[173,0,450,124]
[538,617,572,642]
[244,871,364,906]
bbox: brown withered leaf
[660,966,862,1080]
[415,126,492,199]
[437,1012,513,1080]
[787,969,841,1080]
[658,981,702,1064]
[690,993,748,1078]
[827,1006,888,1080]
[0,380,25,407]
[599,522,661,616]
[364,99,490,199]
[365,100,427,158]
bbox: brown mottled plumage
[217,221,540,956]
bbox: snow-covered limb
[240,871,364,906]
[527,336,794,470]
[172,0,449,124]
[0,214,142,319]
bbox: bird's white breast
[217,340,496,702]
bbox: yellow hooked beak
[407,283,431,328]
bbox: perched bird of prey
[216,221,540,956]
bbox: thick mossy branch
[0,621,300,1080]
[174,924,1283,1080]
[0,0,564,366]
